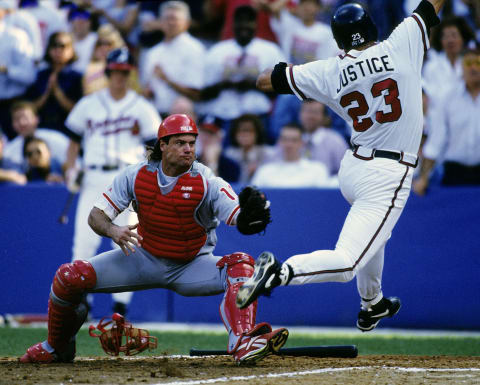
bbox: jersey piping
[287,66,306,100]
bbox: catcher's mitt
[89,313,157,356]
[236,186,271,235]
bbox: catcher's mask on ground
[89,313,157,356]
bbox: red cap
[157,114,198,140]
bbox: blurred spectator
[25,31,83,135]
[423,16,476,111]
[83,24,125,95]
[225,114,274,184]
[3,101,69,166]
[23,136,64,183]
[268,92,302,142]
[0,4,35,140]
[204,0,278,42]
[2,0,43,62]
[69,7,97,73]
[170,95,197,117]
[251,123,334,188]
[200,6,284,130]
[196,116,241,183]
[89,0,140,47]
[299,100,349,176]
[0,131,26,185]
[143,1,205,117]
[260,0,339,142]
[264,0,339,64]
[82,24,142,95]
[19,0,69,54]
[414,48,480,195]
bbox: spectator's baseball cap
[68,7,91,21]
[199,116,222,135]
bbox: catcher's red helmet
[157,114,198,140]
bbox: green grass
[2,327,480,357]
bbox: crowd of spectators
[0,0,479,192]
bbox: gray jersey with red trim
[287,13,429,156]
[94,160,240,257]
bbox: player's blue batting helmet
[105,47,135,75]
[331,3,378,51]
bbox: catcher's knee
[52,260,97,303]
[217,252,255,286]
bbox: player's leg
[236,200,402,309]
[72,173,105,261]
[237,157,414,310]
[20,260,97,363]
[71,174,106,312]
[168,252,288,365]
[20,247,170,363]
[356,244,401,331]
[109,207,137,315]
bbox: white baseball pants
[285,150,414,308]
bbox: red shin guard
[47,260,97,351]
[217,252,258,352]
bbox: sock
[41,341,55,353]
[361,292,383,310]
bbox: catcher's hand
[236,186,271,235]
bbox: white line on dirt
[152,366,480,385]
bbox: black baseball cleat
[356,296,401,332]
[236,251,285,309]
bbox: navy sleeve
[63,127,82,143]
[414,0,440,31]
[271,62,294,95]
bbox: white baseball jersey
[143,32,205,114]
[65,88,161,166]
[202,37,285,120]
[287,14,429,157]
[270,10,339,64]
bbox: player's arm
[89,165,142,255]
[413,158,436,196]
[88,208,142,256]
[257,62,294,94]
[64,139,80,171]
[0,168,27,185]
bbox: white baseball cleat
[233,322,289,365]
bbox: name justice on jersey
[337,55,394,93]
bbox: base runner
[237,0,445,332]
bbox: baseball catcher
[20,114,288,366]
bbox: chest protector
[134,165,207,261]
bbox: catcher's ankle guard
[89,313,157,356]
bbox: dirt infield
[2,355,480,385]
